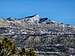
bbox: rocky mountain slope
[0,15,75,56]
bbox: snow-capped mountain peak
[25,14,40,23]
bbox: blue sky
[0,0,75,25]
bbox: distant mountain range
[0,14,73,25]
